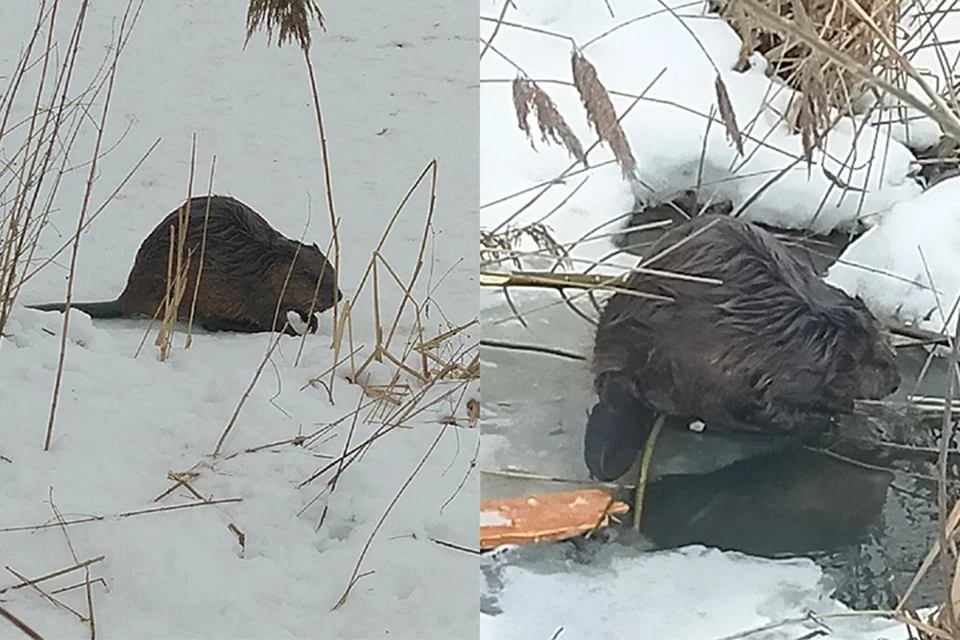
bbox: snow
[1,1,477,639]
[827,175,960,336]
[482,545,913,640]
[480,0,925,297]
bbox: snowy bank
[480,0,924,292]
[828,176,960,336]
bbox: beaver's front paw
[286,310,319,335]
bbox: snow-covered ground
[1,1,478,638]
[480,0,958,637]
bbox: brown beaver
[585,214,900,482]
[30,195,341,335]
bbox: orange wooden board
[480,489,629,551]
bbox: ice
[481,545,912,640]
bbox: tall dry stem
[45,0,142,450]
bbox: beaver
[585,214,900,482]
[30,195,341,335]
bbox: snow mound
[828,175,960,336]
[481,0,924,286]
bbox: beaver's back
[115,196,295,322]
[592,214,899,432]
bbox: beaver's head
[278,241,342,333]
[826,294,901,401]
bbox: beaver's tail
[28,300,124,319]
[584,377,653,482]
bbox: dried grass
[480,221,568,270]
[572,50,638,179]
[717,0,895,113]
[41,0,143,451]
[0,0,144,337]
[513,77,587,166]
[245,0,325,52]
[0,604,43,640]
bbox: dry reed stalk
[571,50,637,178]
[0,556,106,594]
[481,338,586,361]
[304,55,342,355]
[891,274,960,638]
[185,162,218,348]
[0,4,57,335]
[84,561,95,639]
[212,327,290,456]
[512,76,587,165]
[0,497,241,534]
[340,161,445,395]
[245,0,341,383]
[47,490,98,637]
[5,565,85,621]
[227,523,247,552]
[19,138,161,285]
[481,219,581,270]
[244,0,325,51]
[487,69,665,240]
[45,0,141,451]
[152,470,203,503]
[328,392,365,493]
[730,0,960,139]
[0,604,44,640]
[268,232,307,338]
[332,424,448,610]
[156,139,200,360]
[50,578,107,596]
[326,293,352,400]
[301,344,364,391]
[381,163,439,358]
[298,371,473,489]
[294,230,337,366]
[718,0,895,114]
[0,0,99,327]
[933,280,960,633]
[479,270,660,299]
[481,0,514,60]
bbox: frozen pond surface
[481,291,955,633]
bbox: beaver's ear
[311,242,320,251]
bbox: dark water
[481,296,958,610]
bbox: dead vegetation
[244,0,325,51]
[0,0,145,339]
[0,0,149,453]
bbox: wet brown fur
[585,214,900,481]
[31,195,340,335]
